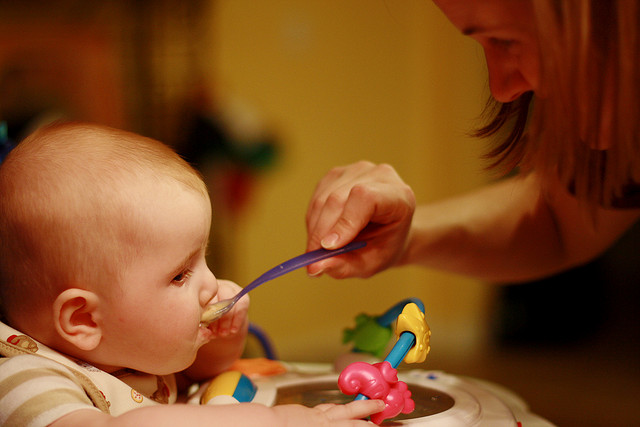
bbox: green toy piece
[343,313,393,358]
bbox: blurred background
[1,1,637,426]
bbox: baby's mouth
[199,300,232,326]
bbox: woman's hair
[477,0,640,208]
[0,122,209,321]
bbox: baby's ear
[53,289,102,351]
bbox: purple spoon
[200,241,367,325]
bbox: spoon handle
[235,241,367,300]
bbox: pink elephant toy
[338,361,414,424]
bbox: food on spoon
[200,300,232,325]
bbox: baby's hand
[208,279,249,337]
[272,400,385,426]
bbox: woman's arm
[402,171,640,282]
[306,162,640,283]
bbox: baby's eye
[172,269,193,286]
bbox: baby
[0,122,382,426]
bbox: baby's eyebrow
[169,228,210,276]
[171,246,201,275]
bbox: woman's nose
[485,53,534,103]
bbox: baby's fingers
[210,280,249,336]
[320,399,385,422]
[230,296,250,334]
[213,298,248,336]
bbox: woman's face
[434,0,541,103]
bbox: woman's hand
[306,161,416,279]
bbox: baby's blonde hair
[0,122,209,323]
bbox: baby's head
[0,122,215,371]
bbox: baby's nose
[199,269,218,306]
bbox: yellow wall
[202,0,492,365]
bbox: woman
[305,0,640,283]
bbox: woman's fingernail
[308,269,324,277]
[321,233,339,249]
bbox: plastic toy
[339,361,414,424]
[200,370,257,405]
[342,313,392,357]
[338,299,431,424]
[394,302,431,364]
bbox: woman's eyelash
[172,269,193,286]
[489,37,516,49]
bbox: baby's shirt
[0,321,177,426]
